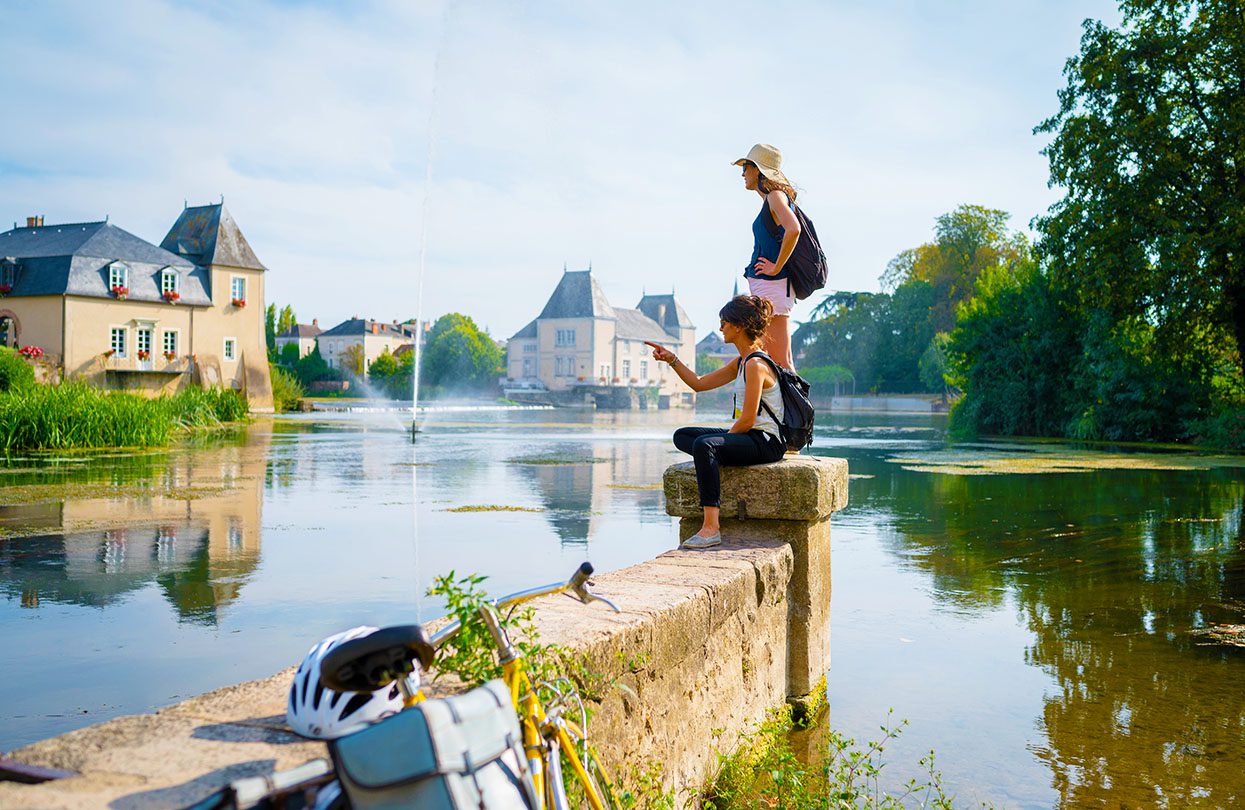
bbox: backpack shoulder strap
[741,352,785,424]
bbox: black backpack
[743,352,816,450]
[761,198,828,300]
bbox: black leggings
[673,427,785,508]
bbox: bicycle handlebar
[429,562,618,647]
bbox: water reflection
[831,436,1245,808]
[0,435,265,624]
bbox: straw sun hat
[732,143,790,186]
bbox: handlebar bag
[329,679,537,810]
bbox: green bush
[1187,406,1245,451]
[270,364,305,413]
[0,347,35,393]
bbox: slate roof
[278,322,323,339]
[320,318,416,339]
[537,270,615,320]
[0,220,210,305]
[160,204,266,271]
[510,319,538,340]
[696,331,731,354]
[636,294,694,336]
[614,308,675,343]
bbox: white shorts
[747,277,795,316]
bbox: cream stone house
[317,317,417,377]
[0,204,272,410]
[506,269,696,406]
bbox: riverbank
[0,384,248,451]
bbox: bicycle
[320,562,625,810]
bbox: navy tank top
[743,194,791,280]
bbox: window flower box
[18,345,43,359]
[230,298,246,308]
[111,285,129,300]
[0,284,11,297]
[162,290,180,303]
[577,375,586,382]
[629,377,639,383]
[611,377,621,383]
[163,351,177,361]
[137,350,150,361]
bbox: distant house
[275,320,322,359]
[317,318,417,377]
[506,268,696,406]
[695,331,737,366]
[0,204,272,410]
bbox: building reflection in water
[510,438,674,546]
[0,433,267,626]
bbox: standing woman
[646,295,786,549]
[734,143,801,369]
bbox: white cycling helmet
[286,626,413,740]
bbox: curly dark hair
[719,295,774,344]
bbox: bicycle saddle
[320,624,436,692]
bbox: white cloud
[0,0,1117,339]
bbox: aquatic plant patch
[507,455,609,465]
[607,483,663,490]
[441,504,546,513]
[887,445,1245,476]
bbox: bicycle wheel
[553,734,622,810]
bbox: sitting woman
[645,295,785,549]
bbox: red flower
[0,284,11,295]
[230,298,247,308]
[137,350,150,360]
[18,345,43,358]
[111,285,129,299]
[163,290,181,303]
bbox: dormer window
[108,261,129,291]
[160,267,180,296]
[0,258,18,289]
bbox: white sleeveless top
[732,356,784,442]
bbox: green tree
[341,344,366,378]
[422,313,503,390]
[277,305,297,336]
[919,332,952,397]
[1035,0,1245,377]
[370,347,398,379]
[264,304,277,352]
[881,205,1028,333]
[696,353,725,375]
[294,344,336,386]
[279,341,300,367]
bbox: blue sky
[0,0,1118,338]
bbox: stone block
[663,456,848,521]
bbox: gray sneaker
[682,532,721,549]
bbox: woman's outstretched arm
[646,342,738,392]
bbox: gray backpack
[329,680,537,809]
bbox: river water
[1,408,1242,808]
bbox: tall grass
[269,364,305,413]
[0,383,248,451]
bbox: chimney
[312,318,318,327]
[371,322,379,334]
[26,216,43,228]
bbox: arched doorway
[0,309,19,349]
